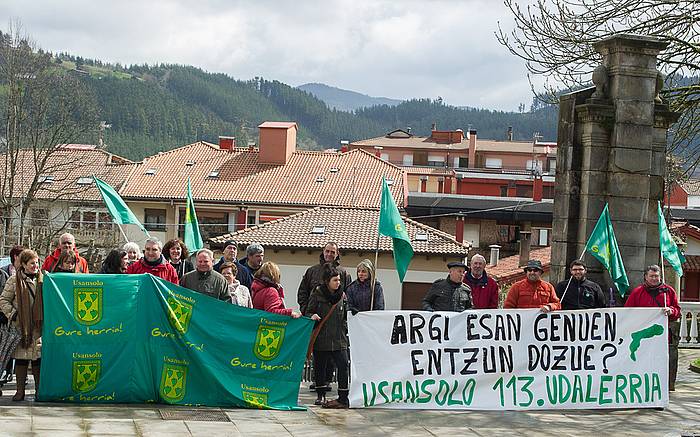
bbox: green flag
[378,178,413,282]
[658,201,685,276]
[184,177,203,251]
[93,176,150,237]
[585,203,630,295]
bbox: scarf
[321,284,343,305]
[145,254,165,267]
[16,270,43,348]
[465,271,488,287]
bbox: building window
[98,212,114,230]
[547,158,557,174]
[532,229,550,247]
[82,211,97,230]
[526,160,543,173]
[30,208,49,227]
[427,155,445,167]
[380,153,390,161]
[485,158,502,169]
[403,154,413,166]
[144,209,166,232]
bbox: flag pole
[559,247,587,304]
[371,233,380,311]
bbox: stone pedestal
[552,34,679,294]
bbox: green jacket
[306,285,348,351]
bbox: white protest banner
[349,308,668,410]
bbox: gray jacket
[180,270,232,302]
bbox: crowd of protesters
[0,232,683,405]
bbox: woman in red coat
[251,262,301,318]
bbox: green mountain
[54,55,558,161]
[298,83,403,111]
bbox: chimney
[219,136,235,151]
[373,146,383,158]
[407,126,412,135]
[519,229,532,268]
[489,245,501,267]
[340,140,349,153]
[468,129,477,168]
[455,216,464,243]
[533,175,543,201]
[431,122,437,131]
[257,122,297,165]
[507,126,513,141]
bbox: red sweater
[251,278,292,316]
[463,272,499,309]
[504,278,561,310]
[126,257,179,285]
[625,283,680,321]
[42,247,89,273]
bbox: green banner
[40,273,313,409]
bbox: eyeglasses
[525,268,541,272]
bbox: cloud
[0,0,533,111]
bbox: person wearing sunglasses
[504,259,560,312]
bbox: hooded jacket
[297,253,351,314]
[555,277,607,310]
[126,255,179,285]
[251,277,292,316]
[422,276,473,312]
[42,247,89,273]
[346,259,385,311]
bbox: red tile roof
[210,206,470,256]
[682,179,700,196]
[0,145,135,202]
[120,142,405,208]
[683,255,700,273]
[401,166,455,177]
[351,135,469,151]
[486,246,552,284]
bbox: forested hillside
[55,55,558,160]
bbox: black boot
[314,387,327,406]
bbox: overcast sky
[0,0,535,111]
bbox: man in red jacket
[463,254,499,309]
[42,233,89,273]
[625,264,681,390]
[126,237,179,284]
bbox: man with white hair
[126,237,179,284]
[42,232,89,273]
[462,254,499,309]
[181,249,231,302]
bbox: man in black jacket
[298,242,351,314]
[422,262,473,312]
[555,260,608,310]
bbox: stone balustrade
[679,301,700,348]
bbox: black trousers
[313,349,349,391]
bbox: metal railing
[679,301,700,348]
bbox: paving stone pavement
[0,349,698,436]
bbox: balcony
[680,301,700,348]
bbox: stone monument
[551,34,679,294]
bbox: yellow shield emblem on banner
[160,362,188,403]
[74,288,103,326]
[166,296,193,334]
[242,391,268,409]
[254,325,285,361]
[72,359,101,393]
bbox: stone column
[551,34,679,290]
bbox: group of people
[421,255,682,391]
[0,235,383,408]
[0,233,682,405]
